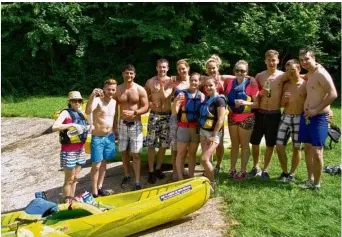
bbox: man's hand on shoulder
[247,76,258,88]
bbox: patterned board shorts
[60,149,86,169]
[118,120,143,153]
[146,111,171,149]
[276,113,301,147]
[228,115,255,130]
[169,115,178,151]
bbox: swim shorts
[118,120,143,153]
[60,149,86,169]
[146,111,171,148]
[276,113,301,147]
[200,128,222,144]
[177,127,200,143]
[228,114,255,130]
[250,109,281,147]
[298,113,328,147]
[91,133,116,163]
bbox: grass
[1,97,341,237]
[217,103,341,237]
[1,96,70,118]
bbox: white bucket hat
[68,91,83,100]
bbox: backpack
[227,79,250,113]
[199,95,227,131]
[327,123,341,150]
[178,90,202,123]
[59,108,88,145]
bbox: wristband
[134,110,138,116]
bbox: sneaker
[234,171,246,181]
[261,171,270,181]
[148,172,157,184]
[298,179,314,189]
[121,176,132,189]
[135,182,142,190]
[97,188,110,196]
[287,174,296,182]
[278,172,289,182]
[229,169,237,178]
[247,167,261,178]
[92,194,99,198]
[313,184,321,192]
[214,166,221,175]
[155,169,166,179]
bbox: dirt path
[1,117,228,236]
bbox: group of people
[52,48,337,201]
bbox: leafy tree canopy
[1,2,340,96]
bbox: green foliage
[1,2,341,96]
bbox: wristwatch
[133,110,138,116]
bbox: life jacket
[199,95,227,131]
[177,90,202,123]
[59,108,88,145]
[227,79,251,113]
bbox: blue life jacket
[25,198,58,217]
[177,90,202,123]
[199,95,227,131]
[59,108,88,145]
[227,79,250,113]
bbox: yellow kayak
[2,177,211,237]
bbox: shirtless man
[114,65,149,190]
[297,48,337,191]
[85,79,117,197]
[249,49,289,180]
[145,58,174,184]
[276,59,307,182]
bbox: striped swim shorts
[60,149,86,169]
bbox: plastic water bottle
[266,81,271,98]
[67,127,79,138]
[67,125,88,138]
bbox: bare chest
[286,83,307,99]
[260,74,281,89]
[118,89,140,104]
[94,100,115,117]
[306,76,323,94]
[150,78,170,93]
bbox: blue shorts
[298,113,328,147]
[91,133,116,163]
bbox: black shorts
[250,110,281,147]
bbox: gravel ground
[1,117,228,237]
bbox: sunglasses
[235,69,247,73]
[70,99,83,103]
